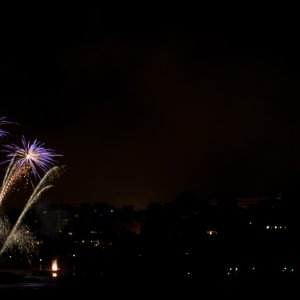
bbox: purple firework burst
[0,117,14,137]
[4,136,61,178]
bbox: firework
[0,116,62,262]
[4,136,61,179]
[0,215,10,244]
[0,166,61,258]
[9,225,36,257]
[0,117,16,137]
[0,214,35,258]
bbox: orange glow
[206,230,218,236]
[52,272,58,278]
[51,259,59,272]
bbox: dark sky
[1,9,300,208]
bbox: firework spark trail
[0,215,10,244]
[10,225,36,257]
[0,218,35,258]
[0,166,61,258]
[2,155,16,188]
[0,158,17,206]
[0,185,52,258]
[0,164,30,206]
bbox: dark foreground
[1,271,300,298]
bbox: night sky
[1,9,300,208]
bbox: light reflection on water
[0,276,58,290]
